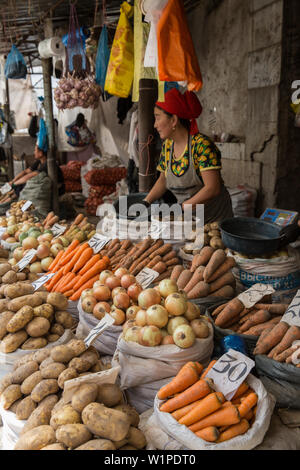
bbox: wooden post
[138,78,158,192]
[4,79,14,181]
[41,57,59,214]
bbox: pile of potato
[0,200,36,226]
[182,222,225,256]
[0,283,75,352]
[0,262,39,287]
[0,339,146,450]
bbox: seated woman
[11,145,65,197]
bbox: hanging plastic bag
[156,0,203,91]
[66,5,88,74]
[37,118,48,152]
[142,0,169,70]
[65,113,96,148]
[4,44,27,79]
[95,25,110,90]
[104,2,134,98]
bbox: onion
[162,335,175,345]
[30,261,42,274]
[185,302,201,321]
[110,308,125,326]
[120,274,136,289]
[146,305,169,328]
[93,285,111,302]
[138,288,161,310]
[122,319,136,333]
[127,283,143,302]
[99,270,114,283]
[158,279,178,298]
[165,293,188,316]
[93,302,109,320]
[113,292,130,310]
[167,316,188,335]
[173,324,195,349]
[190,319,210,338]
[115,267,129,279]
[138,325,162,347]
[105,276,121,290]
[111,287,127,298]
[124,326,141,343]
[41,257,54,271]
[22,236,38,250]
[36,243,50,260]
[126,305,140,321]
[82,295,97,313]
[135,309,147,327]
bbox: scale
[260,208,299,227]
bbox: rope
[102,0,107,25]
[138,134,154,177]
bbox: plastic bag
[156,0,202,91]
[104,2,134,98]
[95,25,110,90]
[4,45,27,79]
[65,116,96,148]
[36,118,48,153]
[19,172,52,217]
[66,5,87,74]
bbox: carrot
[187,282,210,300]
[59,239,80,261]
[136,240,164,264]
[132,258,152,276]
[154,268,173,283]
[212,303,227,318]
[60,274,78,293]
[72,247,94,273]
[238,392,258,418]
[63,243,90,272]
[120,239,132,251]
[69,274,100,301]
[216,418,249,443]
[239,309,259,324]
[147,255,162,269]
[73,259,110,291]
[157,362,201,400]
[214,298,244,327]
[200,360,217,379]
[253,321,290,355]
[179,392,225,426]
[48,250,64,272]
[211,285,235,298]
[238,310,271,333]
[274,345,299,363]
[209,272,236,293]
[189,403,240,432]
[171,400,203,421]
[149,243,172,260]
[57,272,75,291]
[184,266,205,293]
[171,265,185,282]
[163,250,177,262]
[43,211,54,226]
[64,289,75,298]
[176,270,193,290]
[267,325,300,359]
[191,247,214,273]
[71,213,85,227]
[203,249,226,283]
[57,249,78,267]
[254,303,288,315]
[151,261,167,275]
[206,257,236,283]
[195,426,220,442]
[159,379,212,413]
[46,267,64,291]
[244,409,254,422]
[232,382,249,400]
[77,254,101,275]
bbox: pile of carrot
[158,361,258,443]
[44,239,110,301]
[170,246,236,300]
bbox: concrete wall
[188,0,285,214]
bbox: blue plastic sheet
[221,335,248,356]
[37,118,48,153]
[4,44,27,79]
[95,25,110,89]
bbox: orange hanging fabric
[156,0,203,92]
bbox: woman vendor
[143,88,233,224]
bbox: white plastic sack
[80,152,124,198]
[142,0,169,70]
[0,404,25,451]
[228,185,257,218]
[112,322,214,391]
[0,329,74,381]
[67,300,79,323]
[148,374,275,450]
[125,377,171,415]
[76,301,122,355]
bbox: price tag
[0,227,7,236]
[0,183,11,195]
[281,290,300,327]
[21,200,32,213]
[32,272,56,291]
[84,313,115,348]
[237,283,275,309]
[88,233,110,254]
[51,224,67,238]
[206,349,255,401]
[17,249,37,271]
[136,267,160,289]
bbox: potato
[208,230,221,238]
[210,222,220,230]
[127,426,147,449]
[50,323,65,336]
[16,273,27,281]
[55,311,74,329]
[67,339,87,356]
[114,404,140,427]
[51,398,66,415]
[120,445,137,450]
[4,283,34,299]
[112,439,128,449]
[38,394,59,412]
[68,357,91,373]
[0,330,28,353]
[35,291,49,303]
[0,311,15,339]
[82,403,130,442]
[0,372,13,394]
[16,396,37,420]
[50,404,81,430]
[46,334,60,343]
[51,345,75,363]
[40,356,55,369]
[13,352,35,370]
[15,425,56,450]
[41,362,66,380]
[79,350,99,367]
[58,367,78,389]
[21,337,48,350]
[6,306,34,333]
[1,384,22,410]
[21,371,43,395]
[2,270,18,284]
[21,395,58,435]
[204,224,211,233]
[8,293,44,312]
[71,384,98,413]
[32,348,51,364]
[0,263,12,277]
[33,304,54,320]
[210,237,225,250]
[56,424,92,449]
[41,443,66,450]
[8,398,23,413]
[75,439,116,451]
[31,379,59,403]
[25,317,51,337]
[11,361,39,384]
[47,293,68,311]
[90,362,102,373]
[97,384,123,407]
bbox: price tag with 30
[84,313,115,348]
[237,283,275,309]
[136,267,160,289]
[206,349,255,401]
[51,224,67,238]
[281,290,300,327]
[88,233,110,254]
[17,249,37,272]
[21,200,32,213]
[32,273,56,291]
[1,183,11,195]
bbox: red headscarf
[156,88,202,135]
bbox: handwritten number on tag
[212,354,248,383]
